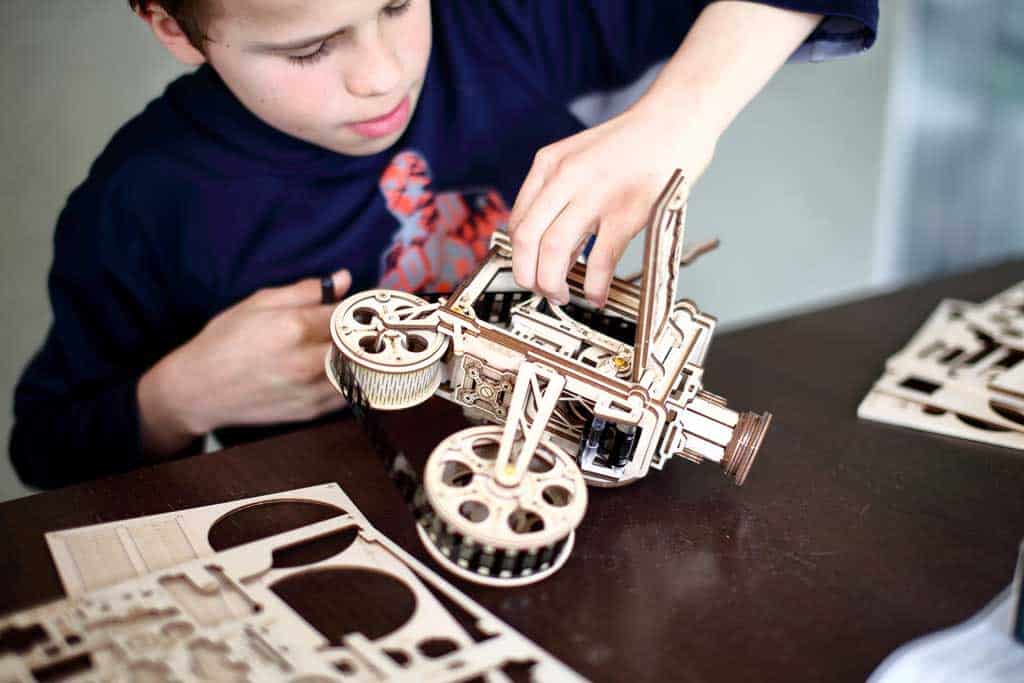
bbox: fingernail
[333,269,351,290]
[322,269,351,305]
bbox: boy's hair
[128,1,208,49]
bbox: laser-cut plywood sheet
[858,390,1024,450]
[859,290,1024,449]
[45,483,369,597]
[3,484,585,682]
[962,282,1024,351]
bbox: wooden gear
[328,170,772,586]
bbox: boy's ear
[135,4,207,66]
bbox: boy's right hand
[137,269,351,456]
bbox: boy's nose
[344,31,403,98]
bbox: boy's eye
[286,1,410,67]
[383,0,412,18]
[288,41,332,67]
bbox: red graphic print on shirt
[378,150,508,293]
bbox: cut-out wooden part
[45,484,364,597]
[4,484,584,681]
[270,568,417,643]
[327,171,771,586]
[860,292,1024,451]
[962,282,1024,351]
[857,390,1024,450]
[208,500,346,552]
[872,299,1024,435]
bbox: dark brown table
[3,259,1023,682]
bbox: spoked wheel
[328,289,449,410]
[418,425,587,587]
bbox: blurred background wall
[1,1,1019,503]
[1,3,190,501]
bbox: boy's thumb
[323,269,352,305]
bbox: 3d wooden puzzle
[326,171,773,586]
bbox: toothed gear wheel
[328,289,448,410]
[417,425,587,587]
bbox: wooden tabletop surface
[3,259,1023,682]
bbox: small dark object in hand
[321,275,336,305]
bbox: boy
[10,0,877,488]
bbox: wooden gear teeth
[333,360,586,587]
[329,289,449,410]
[418,426,587,587]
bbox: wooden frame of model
[326,170,772,587]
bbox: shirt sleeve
[463,1,878,102]
[9,167,201,489]
[771,1,879,62]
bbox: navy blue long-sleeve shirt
[11,1,878,488]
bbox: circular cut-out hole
[542,485,572,507]
[458,500,489,523]
[384,649,410,667]
[403,335,429,353]
[334,660,356,675]
[208,500,344,552]
[472,441,500,460]
[956,413,1010,431]
[440,461,473,488]
[271,527,359,569]
[352,308,377,325]
[271,568,416,643]
[990,401,1024,428]
[527,455,554,473]
[358,335,383,354]
[508,509,545,534]
[418,637,459,659]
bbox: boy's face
[203,0,431,156]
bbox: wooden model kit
[1,484,584,682]
[326,171,772,587]
[859,288,1024,447]
[962,282,1024,350]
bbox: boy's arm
[10,180,207,488]
[507,1,861,306]
[11,180,348,488]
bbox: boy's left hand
[507,100,717,308]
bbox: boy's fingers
[321,269,353,305]
[510,174,578,289]
[584,224,632,308]
[297,306,337,342]
[535,200,597,304]
[298,342,334,382]
[251,269,350,309]
[508,153,551,234]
